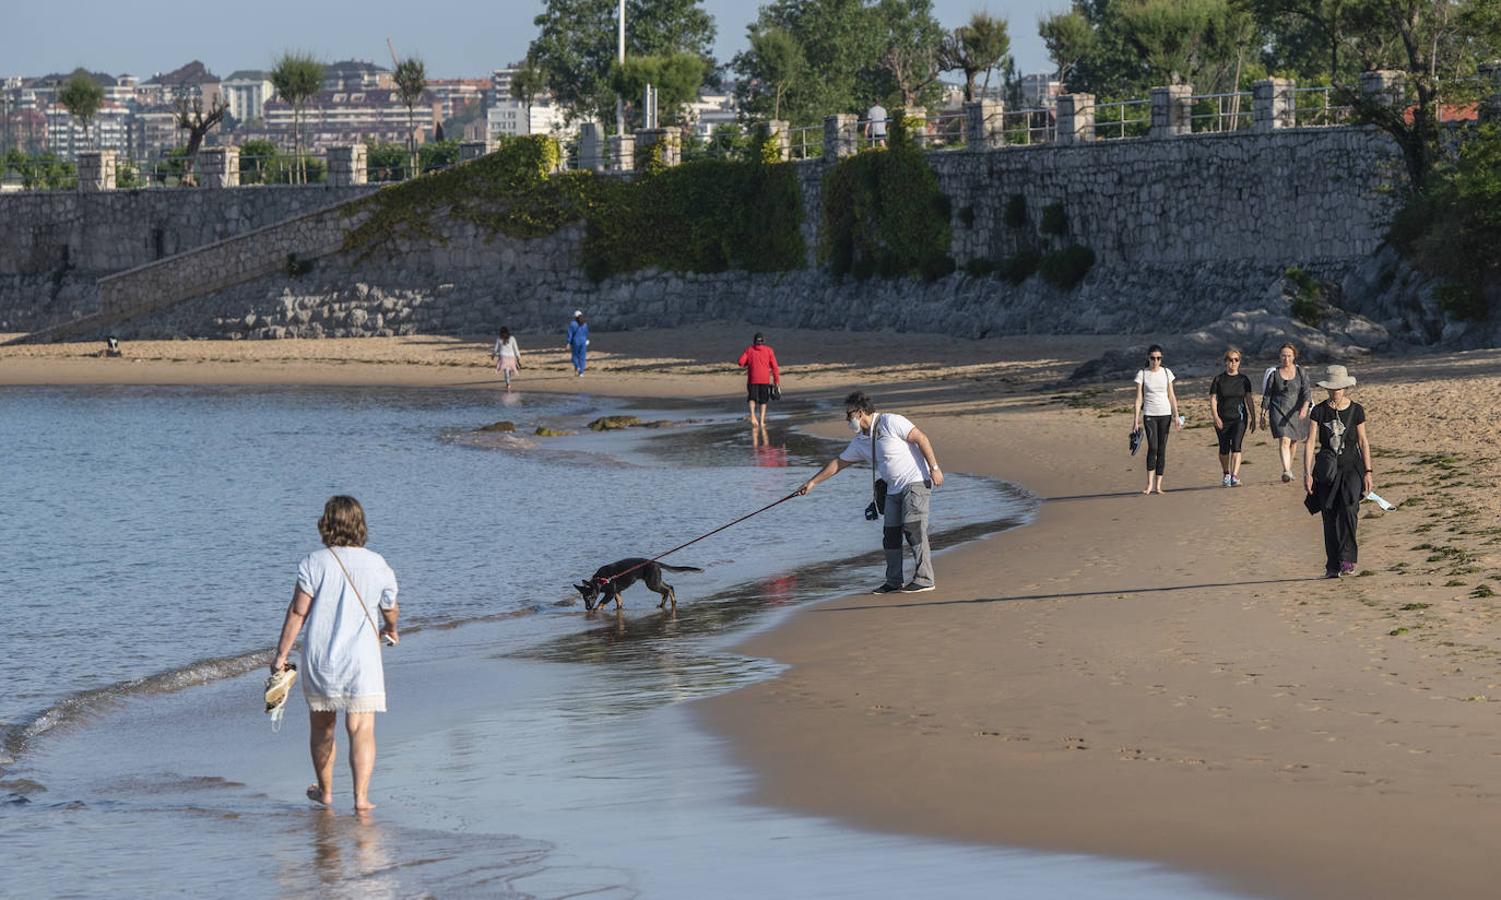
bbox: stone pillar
[578,122,605,171]
[1056,94,1095,144]
[609,133,635,173]
[327,145,367,186]
[459,140,492,162]
[635,127,681,169]
[964,101,1004,150]
[1360,70,1405,109]
[198,146,239,188]
[1253,78,1296,132]
[823,114,858,160]
[76,150,116,191]
[765,120,791,162]
[1150,85,1193,138]
[1478,61,1501,124]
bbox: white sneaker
[1231,476,1242,487]
[1221,474,1232,487]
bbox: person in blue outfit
[565,310,589,376]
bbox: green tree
[270,52,324,184]
[732,0,910,123]
[704,121,752,158]
[511,58,549,131]
[365,141,409,181]
[529,0,716,125]
[872,0,946,106]
[58,71,104,151]
[939,11,1012,100]
[393,56,427,178]
[744,26,807,120]
[1247,0,1501,189]
[1039,8,1097,84]
[418,138,461,172]
[1115,0,1255,90]
[611,52,709,125]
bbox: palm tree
[939,12,1012,102]
[270,52,323,183]
[393,57,426,176]
[58,71,104,156]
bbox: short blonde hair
[1223,346,1242,361]
[318,495,367,547]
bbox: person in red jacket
[737,332,782,428]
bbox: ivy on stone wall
[341,134,805,282]
[821,117,954,281]
[343,136,579,258]
[582,158,806,281]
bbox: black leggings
[1216,417,1247,455]
[1143,415,1172,475]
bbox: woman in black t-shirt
[1303,365,1374,578]
[1208,348,1256,487]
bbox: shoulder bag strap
[871,414,881,498]
[328,548,382,646]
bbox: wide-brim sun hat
[1316,364,1357,390]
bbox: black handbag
[770,382,781,401]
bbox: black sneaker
[872,583,903,594]
[1324,569,1340,580]
[900,582,936,593]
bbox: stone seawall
[13,126,1407,341]
[0,185,377,331]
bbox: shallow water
[0,385,1250,897]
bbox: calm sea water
[0,385,1249,898]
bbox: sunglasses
[1226,357,1241,362]
[1148,355,1163,361]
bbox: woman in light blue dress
[271,496,399,810]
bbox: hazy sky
[2,0,1061,82]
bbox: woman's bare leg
[1278,437,1293,475]
[308,710,336,806]
[346,712,377,810]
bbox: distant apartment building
[223,70,274,123]
[259,88,439,150]
[130,107,181,158]
[45,100,132,157]
[140,60,222,108]
[324,60,391,91]
[1020,75,1062,109]
[427,78,488,122]
[685,91,737,138]
[486,99,571,139]
[490,65,521,104]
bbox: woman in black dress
[1303,365,1374,578]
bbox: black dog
[574,559,703,611]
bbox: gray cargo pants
[882,481,934,589]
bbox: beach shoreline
[5,327,1500,899]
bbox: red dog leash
[596,490,801,585]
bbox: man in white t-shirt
[796,391,944,593]
[865,103,888,147]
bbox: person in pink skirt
[492,326,522,391]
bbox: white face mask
[848,415,864,434]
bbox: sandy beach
[5,325,1499,899]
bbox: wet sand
[5,325,1500,898]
